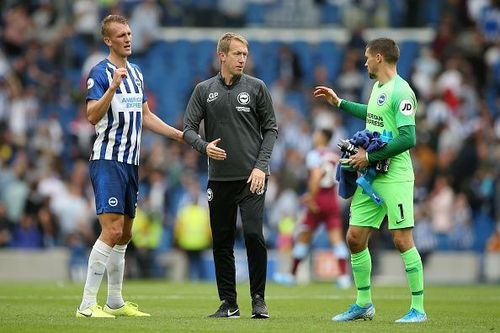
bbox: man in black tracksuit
[183,32,278,319]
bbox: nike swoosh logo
[78,311,92,317]
[396,220,404,224]
[227,309,239,316]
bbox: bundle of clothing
[335,129,392,206]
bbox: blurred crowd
[0,0,499,280]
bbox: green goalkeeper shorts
[349,180,414,230]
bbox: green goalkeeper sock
[401,247,425,313]
[351,248,372,307]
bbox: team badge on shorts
[108,197,118,207]
[207,188,213,201]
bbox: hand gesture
[111,68,128,90]
[206,138,226,160]
[313,86,341,107]
[247,168,266,194]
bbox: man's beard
[369,72,376,79]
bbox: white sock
[79,239,112,310]
[333,242,349,260]
[106,244,127,309]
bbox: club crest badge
[237,92,250,105]
[108,197,118,207]
[377,93,386,106]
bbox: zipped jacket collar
[218,72,242,88]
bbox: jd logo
[399,100,414,116]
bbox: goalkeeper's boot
[208,300,240,318]
[103,301,151,317]
[395,308,427,323]
[76,304,115,318]
[331,303,375,321]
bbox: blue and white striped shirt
[86,59,147,165]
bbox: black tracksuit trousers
[207,179,267,305]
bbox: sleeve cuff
[254,164,268,174]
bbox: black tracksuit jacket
[183,73,278,180]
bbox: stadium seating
[398,41,421,79]
[245,2,269,26]
[320,2,342,26]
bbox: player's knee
[392,235,413,252]
[346,232,364,251]
[106,227,123,244]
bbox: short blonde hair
[217,32,248,54]
[101,15,128,37]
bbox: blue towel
[336,164,358,199]
[336,129,391,200]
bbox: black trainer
[251,294,269,319]
[207,300,240,318]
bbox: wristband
[337,98,343,107]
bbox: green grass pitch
[0,281,498,332]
